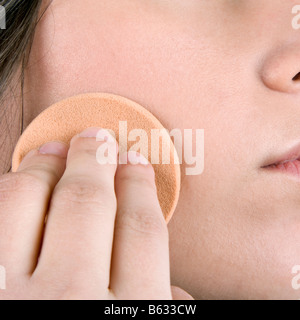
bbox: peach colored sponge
[12,93,180,223]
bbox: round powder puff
[12,93,181,223]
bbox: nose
[260,43,300,94]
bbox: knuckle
[0,172,47,203]
[117,206,168,237]
[53,178,116,211]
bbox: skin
[1,0,300,299]
[0,129,191,299]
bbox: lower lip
[265,160,300,179]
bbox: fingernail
[79,127,117,144]
[39,142,68,158]
[126,151,150,165]
[96,128,116,144]
[79,127,102,138]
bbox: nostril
[292,72,300,81]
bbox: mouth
[262,143,300,179]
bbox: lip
[263,142,300,167]
[262,142,300,179]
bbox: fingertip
[16,150,39,172]
[17,142,68,174]
[171,286,195,300]
[38,141,69,158]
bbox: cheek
[26,0,226,131]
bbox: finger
[171,286,195,300]
[110,151,171,300]
[0,142,68,276]
[35,128,118,292]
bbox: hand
[0,127,193,300]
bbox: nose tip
[260,43,300,94]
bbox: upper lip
[262,142,300,167]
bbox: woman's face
[15,0,300,299]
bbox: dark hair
[0,0,50,173]
[0,0,45,101]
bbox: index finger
[33,128,118,292]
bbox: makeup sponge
[12,93,181,223]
